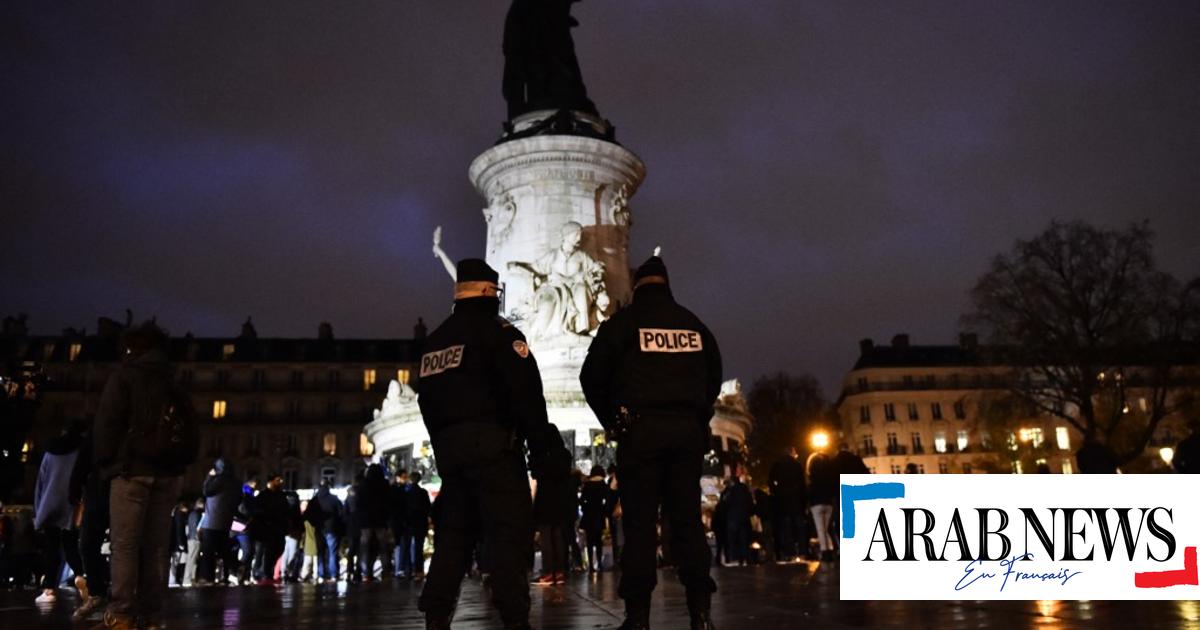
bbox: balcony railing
[886,444,908,455]
[858,446,878,457]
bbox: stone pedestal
[469,129,646,397]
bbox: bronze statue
[502,0,598,120]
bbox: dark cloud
[3,1,1197,395]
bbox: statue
[374,379,418,421]
[507,221,609,338]
[502,0,598,120]
[432,226,457,281]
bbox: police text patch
[420,345,465,377]
[638,329,703,353]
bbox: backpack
[128,373,200,470]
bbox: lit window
[397,369,411,385]
[359,433,375,457]
[1062,460,1074,474]
[1013,460,1024,474]
[69,343,82,362]
[43,343,56,361]
[1055,427,1070,451]
[363,369,377,391]
[1035,458,1048,471]
[1018,427,1044,448]
[1138,397,1148,412]
[222,344,235,360]
[323,433,337,456]
[934,431,947,453]
[20,439,32,463]
[956,430,968,452]
[212,400,227,419]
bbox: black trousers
[79,478,110,596]
[39,526,83,589]
[197,529,236,582]
[418,452,532,625]
[617,415,715,606]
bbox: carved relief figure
[483,193,517,253]
[508,221,609,338]
[610,183,632,231]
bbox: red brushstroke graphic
[1135,546,1198,588]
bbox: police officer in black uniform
[580,256,722,630]
[416,259,566,630]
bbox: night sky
[3,2,1197,396]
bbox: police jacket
[416,297,553,467]
[580,284,722,428]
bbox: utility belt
[431,420,519,475]
[608,405,700,442]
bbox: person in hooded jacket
[33,420,86,605]
[92,321,198,629]
[197,458,240,585]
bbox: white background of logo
[840,474,1199,600]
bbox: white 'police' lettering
[638,328,703,353]
[419,345,465,377]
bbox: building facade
[836,334,1190,475]
[2,315,420,496]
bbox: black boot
[425,615,452,630]
[687,591,715,630]
[619,599,651,630]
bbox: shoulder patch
[512,340,530,359]
[420,345,465,378]
[638,328,703,353]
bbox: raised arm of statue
[432,226,457,281]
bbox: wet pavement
[7,561,1198,629]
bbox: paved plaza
[6,561,1197,629]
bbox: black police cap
[633,255,669,285]
[456,258,499,284]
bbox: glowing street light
[810,430,830,450]
[1160,447,1175,466]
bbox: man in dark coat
[415,259,567,630]
[305,482,344,582]
[578,465,609,572]
[718,476,753,566]
[250,474,291,584]
[93,321,198,629]
[580,255,722,630]
[806,449,838,561]
[531,427,573,585]
[355,463,392,580]
[400,472,432,579]
[768,448,807,562]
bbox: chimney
[318,322,334,341]
[959,333,978,349]
[414,317,427,341]
[892,333,910,348]
[858,338,875,356]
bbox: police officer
[580,255,721,630]
[416,258,566,630]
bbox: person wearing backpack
[92,321,199,630]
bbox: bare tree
[963,220,1199,466]
[745,372,829,483]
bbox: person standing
[768,448,807,562]
[719,476,753,566]
[182,498,203,586]
[32,421,86,604]
[531,434,573,586]
[415,259,568,630]
[197,458,240,585]
[605,467,622,565]
[306,481,343,583]
[167,500,190,587]
[250,474,290,584]
[73,431,109,621]
[578,466,609,572]
[580,255,722,630]
[92,321,199,629]
[401,472,432,579]
[389,471,409,577]
[355,463,392,581]
[806,446,838,562]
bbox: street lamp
[1159,447,1175,466]
[810,430,830,450]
